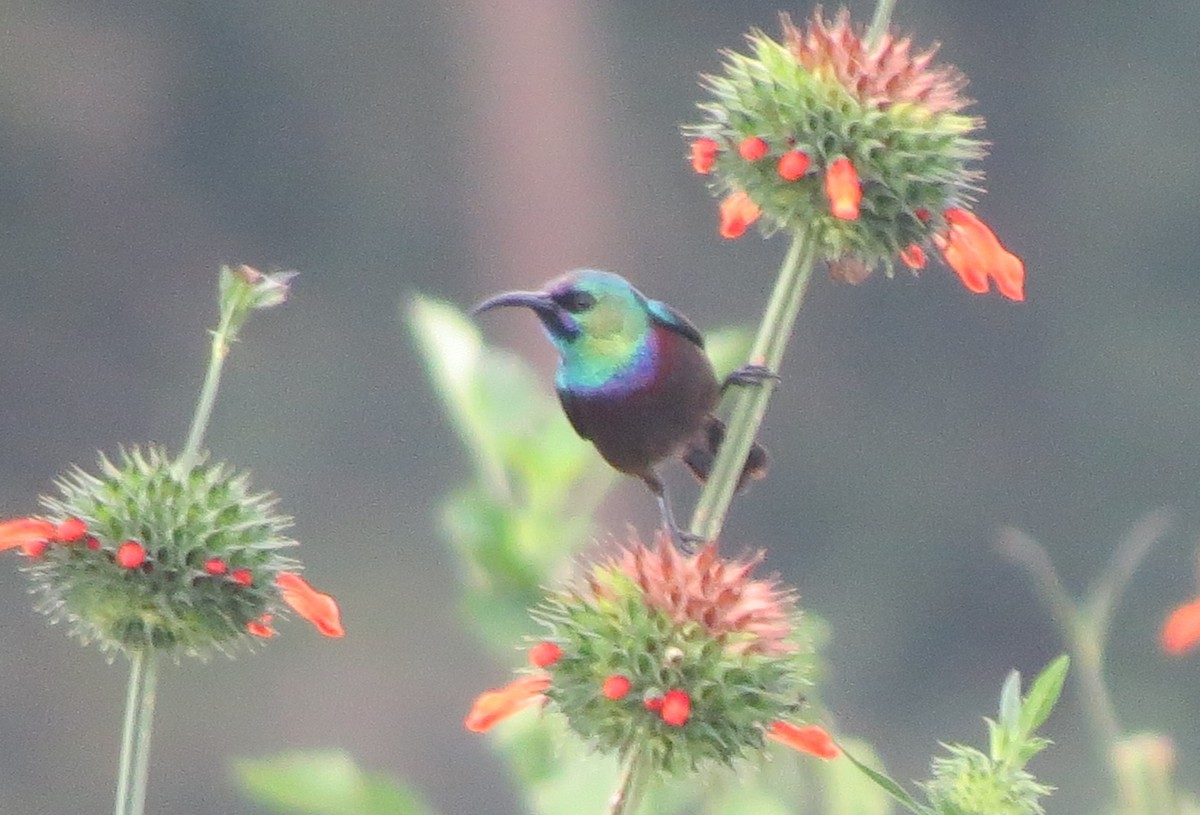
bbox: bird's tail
[682,416,769,492]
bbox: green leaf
[234,750,436,815]
[820,738,894,815]
[841,746,932,815]
[408,296,509,496]
[1019,655,1070,738]
[997,669,1021,734]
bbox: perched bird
[472,269,769,545]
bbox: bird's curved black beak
[470,290,556,318]
[471,290,579,341]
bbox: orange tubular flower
[767,721,842,759]
[276,572,345,638]
[719,190,761,239]
[690,138,719,174]
[0,518,57,552]
[825,157,862,220]
[935,208,1025,301]
[1161,598,1200,656]
[464,674,551,733]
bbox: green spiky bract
[686,24,985,271]
[532,568,812,775]
[30,446,300,659]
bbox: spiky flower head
[924,743,1053,815]
[686,7,1024,300]
[467,532,832,773]
[1,446,343,659]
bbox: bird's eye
[555,290,596,313]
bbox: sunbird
[472,269,769,545]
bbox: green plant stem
[114,650,159,815]
[865,0,898,46]
[996,528,1122,753]
[607,745,652,815]
[177,306,236,475]
[688,230,815,542]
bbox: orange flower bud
[738,136,769,161]
[465,674,551,733]
[690,138,719,174]
[767,721,841,759]
[825,157,861,220]
[55,518,88,542]
[1161,598,1200,656]
[276,572,345,638]
[899,244,926,269]
[777,150,810,181]
[116,541,146,569]
[660,689,691,727]
[247,614,277,639]
[528,641,562,668]
[718,191,761,239]
[601,675,631,700]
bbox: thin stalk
[606,745,652,815]
[865,0,898,47]
[113,650,160,815]
[688,230,816,542]
[176,307,236,475]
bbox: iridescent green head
[472,269,659,388]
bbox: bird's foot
[722,364,780,393]
[667,524,707,554]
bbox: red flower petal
[825,157,862,220]
[230,568,253,586]
[738,136,769,161]
[204,558,228,576]
[247,614,277,638]
[0,518,57,552]
[116,541,146,569]
[777,150,810,181]
[528,641,562,668]
[690,138,719,174]
[643,695,664,712]
[899,244,926,269]
[55,518,88,542]
[276,572,345,638]
[464,674,551,733]
[601,675,631,700]
[718,191,761,239]
[660,689,691,727]
[1162,598,1200,656]
[767,721,842,759]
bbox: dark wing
[646,299,704,349]
[556,386,594,441]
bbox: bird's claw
[667,525,707,554]
[722,364,780,392]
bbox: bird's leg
[644,471,704,552]
[721,364,780,394]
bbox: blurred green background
[1,1,1199,813]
